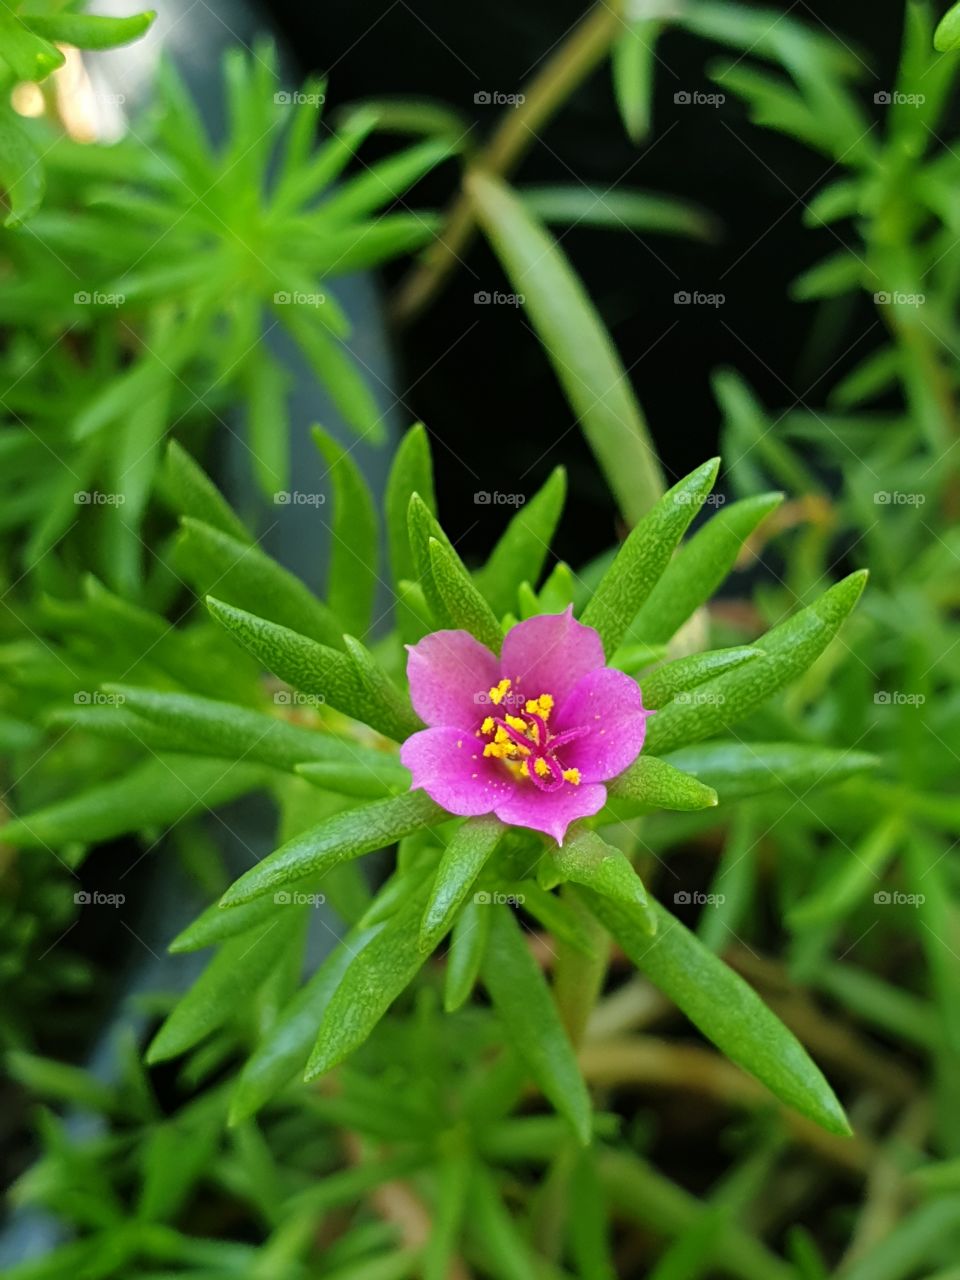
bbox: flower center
[476,679,588,793]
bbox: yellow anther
[534,757,551,778]
[519,760,529,777]
[504,713,528,733]
[562,768,581,786]
[525,693,555,719]
[488,678,512,705]
[480,716,495,735]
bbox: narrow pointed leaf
[162,440,251,542]
[147,917,300,1063]
[312,425,378,636]
[278,309,384,441]
[477,467,567,616]
[468,170,664,525]
[581,459,721,656]
[611,18,661,142]
[407,492,458,626]
[482,905,592,1144]
[645,571,868,754]
[219,790,445,907]
[628,493,784,645]
[206,598,420,741]
[178,518,343,649]
[428,537,503,653]
[420,815,504,950]
[444,895,491,1012]
[606,755,718,814]
[662,741,880,804]
[385,424,436,586]
[25,11,156,50]
[640,646,764,710]
[551,829,650,913]
[0,107,44,226]
[296,758,411,798]
[305,885,433,1079]
[580,891,851,1136]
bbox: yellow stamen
[488,678,512,705]
[562,768,581,786]
[519,760,529,777]
[534,757,551,778]
[480,716,495,735]
[525,693,554,719]
[504,713,528,733]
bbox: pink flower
[400,606,649,844]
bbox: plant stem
[390,0,626,326]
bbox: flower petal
[400,726,514,816]
[492,781,607,845]
[553,668,648,783]
[499,606,605,707]
[406,630,500,729]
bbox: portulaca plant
[3,426,870,1152]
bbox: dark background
[265,0,907,563]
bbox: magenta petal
[406,630,500,728]
[400,727,514,816]
[499,606,605,706]
[492,782,607,845]
[554,668,648,783]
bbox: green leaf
[550,828,650,913]
[661,741,880,804]
[645,570,868,754]
[6,1051,118,1115]
[611,18,661,142]
[245,347,290,495]
[580,459,721,656]
[0,756,267,851]
[230,927,380,1121]
[419,816,504,951]
[385,424,436,586]
[482,905,592,1144]
[605,754,718,815]
[407,492,458,627]
[100,684,391,774]
[934,2,960,51]
[581,891,851,1135]
[24,10,156,51]
[312,425,378,636]
[788,815,902,929]
[147,917,299,1063]
[0,106,44,226]
[639,647,764,710]
[520,184,717,241]
[206,598,420,741]
[476,466,566,617]
[319,137,452,222]
[219,790,446,906]
[444,894,492,1013]
[790,252,862,301]
[627,493,784,645]
[296,758,411,799]
[305,885,433,1079]
[0,12,64,82]
[278,308,385,441]
[428,537,503,653]
[177,518,343,649]
[468,170,664,524]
